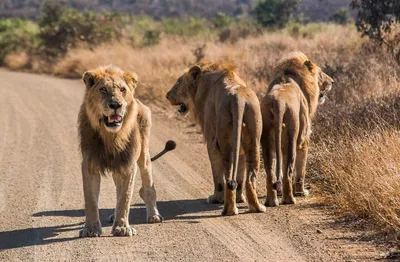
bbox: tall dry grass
[8,24,400,235]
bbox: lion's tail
[273,101,284,191]
[150,140,177,161]
[227,98,245,191]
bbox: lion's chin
[104,125,123,133]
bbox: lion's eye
[100,87,107,93]
[176,80,180,85]
[121,87,126,93]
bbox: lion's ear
[83,71,97,89]
[123,71,139,89]
[189,65,201,83]
[304,60,315,71]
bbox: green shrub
[161,17,211,36]
[0,18,39,64]
[330,8,352,25]
[39,0,127,58]
[218,19,262,42]
[143,30,161,46]
[212,12,235,29]
[253,0,300,28]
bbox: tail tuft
[227,180,238,190]
[165,140,177,151]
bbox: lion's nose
[108,101,122,109]
[165,92,170,99]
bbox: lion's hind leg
[281,115,298,205]
[294,143,310,197]
[206,141,225,204]
[219,147,239,216]
[242,118,266,213]
[138,150,163,223]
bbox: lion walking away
[78,65,175,237]
[166,61,266,216]
[261,52,333,207]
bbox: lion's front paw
[112,226,136,237]
[221,206,239,216]
[207,192,224,204]
[79,224,102,238]
[147,214,163,223]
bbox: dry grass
[310,131,400,233]
[4,52,30,70]
[6,23,400,236]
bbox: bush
[0,18,39,64]
[161,17,211,37]
[351,0,400,41]
[212,12,235,29]
[330,8,352,25]
[218,19,262,43]
[143,30,161,46]
[39,0,126,58]
[253,0,300,28]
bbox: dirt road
[0,70,387,261]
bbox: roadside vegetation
[1,0,399,239]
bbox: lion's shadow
[0,198,221,250]
[32,198,222,225]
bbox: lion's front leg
[79,158,102,237]
[111,166,136,237]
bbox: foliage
[212,12,235,29]
[330,8,353,25]
[253,0,300,28]
[351,0,400,41]
[143,30,161,46]
[161,17,211,37]
[0,18,39,64]
[38,0,126,58]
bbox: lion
[166,62,266,216]
[78,65,175,237]
[261,52,334,207]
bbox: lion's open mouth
[103,114,123,127]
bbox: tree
[330,8,352,25]
[253,0,300,28]
[351,0,400,42]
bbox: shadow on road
[0,222,82,250]
[33,198,221,225]
[1,199,220,251]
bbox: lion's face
[166,66,201,116]
[83,67,138,133]
[318,70,334,105]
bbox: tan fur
[166,62,266,216]
[78,65,162,237]
[261,52,334,207]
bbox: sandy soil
[0,70,391,261]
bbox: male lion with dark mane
[166,62,266,216]
[261,52,333,207]
[78,65,175,237]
